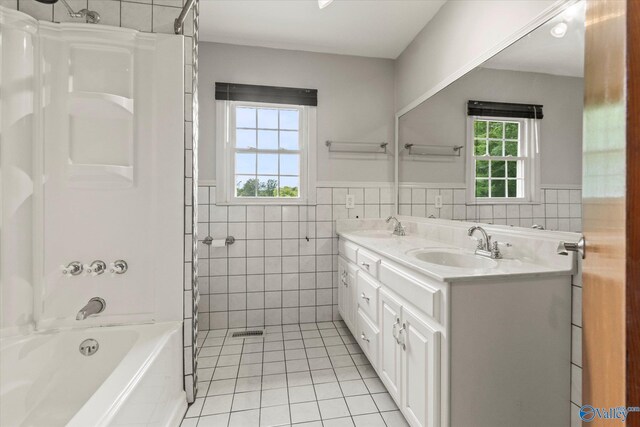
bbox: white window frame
[465,115,541,204]
[216,100,317,205]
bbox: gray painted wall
[198,42,395,183]
[399,67,583,185]
[394,0,557,111]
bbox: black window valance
[215,82,318,107]
[467,100,543,119]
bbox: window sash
[230,101,306,201]
[467,116,539,204]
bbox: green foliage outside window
[236,178,298,198]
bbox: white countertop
[337,220,577,283]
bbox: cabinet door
[346,262,359,330]
[379,288,403,402]
[337,257,349,325]
[400,307,440,427]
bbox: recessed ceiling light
[550,22,568,38]
[318,0,334,9]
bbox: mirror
[397,1,585,232]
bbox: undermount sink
[351,230,395,238]
[406,248,498,269]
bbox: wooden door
[583,0,640,424]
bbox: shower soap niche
[65,42,135,188]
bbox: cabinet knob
[360,262,370,269]
[361,292,370,302]
[360,332,370,342]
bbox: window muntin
[471,118,529,200]
[232,105,303,199]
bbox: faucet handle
[109,260,128,275]
[85,260,107,276]
[61,261,83,276]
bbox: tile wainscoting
[197,183,582,332]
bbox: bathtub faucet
[76,297,106,320]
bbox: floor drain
[231,330,264,338]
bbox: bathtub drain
[79,338,99,356]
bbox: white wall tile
[411,188,425,204]
[121,2,151,32]
[364,188,380,204]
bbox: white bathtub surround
[33,20,184,330]
[336,217,579,427]
[0,2,193,417]
[4,0,201,401]
[0,322,186,427]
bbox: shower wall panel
[0,9,38,336]
[34,23,184,329]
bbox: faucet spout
[386,216,406,236]
[468,226,491,251]
[76,297,106,320]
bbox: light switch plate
[435,195,443,208]
[346,195,355,209]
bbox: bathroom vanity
[337,217,578,427]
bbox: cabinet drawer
[357,249,381,279]
[379,263,441,322]
[357,308,379,368]
[356,272,379,323]
[339,239,358,264]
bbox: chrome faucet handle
[109,260,128,275]
[61,261,83,276]
[86,260,107,276]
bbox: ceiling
[199,0,447,59]
[482,1,585,78]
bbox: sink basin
[350,230,395,238]
[406,248,498,269]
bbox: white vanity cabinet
[339,245,443,427]
[338,233,572,427]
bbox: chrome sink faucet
[468,226,503,259]
[76,297,106,320]
[386,216,406,236]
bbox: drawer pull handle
[396,323,406,350]
[361,262,370,269]
[392,318,400,340]
[360,332,370,342]
[361,293,370,302]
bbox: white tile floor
[182,321,409,427]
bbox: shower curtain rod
[174,0,195,34]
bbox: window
[467,116,540,203]
[217,101,316,205]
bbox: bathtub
[0,322,187,427]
